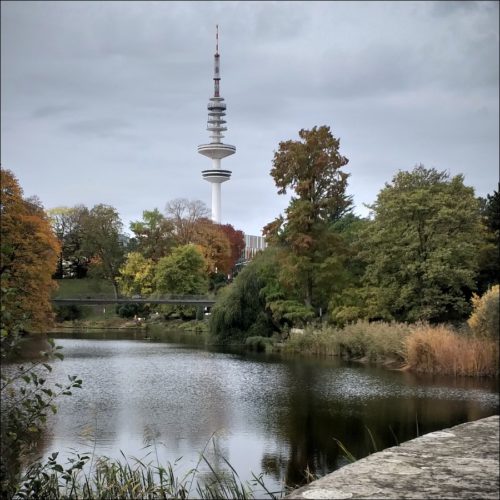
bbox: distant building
[240,234,267,263]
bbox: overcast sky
[2,1,498,236]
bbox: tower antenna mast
[197,25,236,224]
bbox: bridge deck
[52,298,216,306]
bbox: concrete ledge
[286,415,499,499]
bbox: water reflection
[34,330,499,492]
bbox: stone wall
[286,415,499,499]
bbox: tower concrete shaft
[197,25,235,224]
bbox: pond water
[21,329,499,494]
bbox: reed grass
[284,321,410,363]
[284,321,498,377]
[15,446,282,499]
[405,324,499,377]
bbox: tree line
[210,125,499,342]
[48,199,245,300]
[1,122,498,336]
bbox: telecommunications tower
[197,25,236,224]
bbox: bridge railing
[51,295,216,305]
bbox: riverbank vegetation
[16,447,279,499]
[283,321,498,377]
[2,121,499,495]
[208,126,498,377]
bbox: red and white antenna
[198,25,236,224]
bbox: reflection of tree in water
[259,360,345,488]
[259,360,496,489]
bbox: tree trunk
[112,280,119,299]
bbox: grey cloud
[1,1,498,237]
[32,104,76,119]
[430,1,494,18]
[63,117,131,138]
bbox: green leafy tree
[209,247,314,343]
[263,125,352,309]
[48,205,90,279]
[154,244,207,296]
[357,165,485,323]
[209,250,277,343]
[80,204,126,298]
[328,214,371,325]
[476,190,499,293]
[129,209,174,262]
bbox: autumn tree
[354,165,484,323]
[117,252,155,297]
[165,198,209,246]
[129,208,174,262]
[80,204,126,298]
[219,224,245,274]
[192,219,232,275]
[0,169,60,334]
[263,126,352,309]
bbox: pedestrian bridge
[52,295,216,307]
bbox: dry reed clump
[405,324,499,377]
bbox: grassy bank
[54,278,115,299]
[283,321,499,377]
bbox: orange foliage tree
[0,169,60,334]
[219,224,245,274]
[192,218,232,274]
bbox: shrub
[268,300,315,328]
[115,303,149,319]
[245,336,274,353]
[54,304,83,322]
[468,285,499,339]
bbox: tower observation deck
[197,25,235,224]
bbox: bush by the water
[244,336,275,353]
[467,285,499,339]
